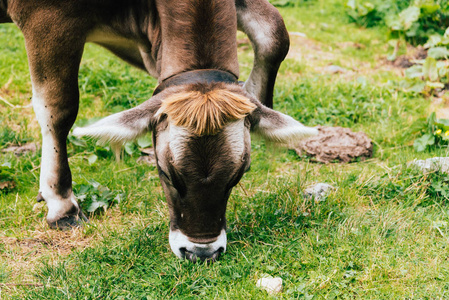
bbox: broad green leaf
[435,119,449,132]
[387,39,399,47]
[364,2,374,9]
[1,162,11,168]
[424,34,442,49]
[420,3,440,15]
[87,199,108,213]
[414,133,435,152]
[87,154,98,165]
[137,135,152,148]
[405,22,420,37]
[362,2,375,12]
[423,57,439,81]
[386,16,403,31]
[414,138,427,152]
[405,65,423,79]
[438,63,449,78]
[346,0,356,10]
[426,81,445,89]
[441,36,449,45]
[399,6,420,30]
[428,47,449,59]
[68,135,87,148]
[436,119,449,126]
[427,112,437,131]
[87,179,101,188]
[407,82,426,93]
[124,141,138,155]
[387,52,397,61]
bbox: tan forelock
[159,87,256,135]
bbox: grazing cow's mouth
[169,228,227,262]
[180,247,224,263]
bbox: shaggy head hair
[158,83,256,135]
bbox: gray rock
[304,183,336,201]
[409,157,449,174]
[324,65,347,74]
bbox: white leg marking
[32,87,79,221]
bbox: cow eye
[227,162,248,190]
[157,165,171,182]
[158,163,187,197]
[160,169,170,181]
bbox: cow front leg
[236,0,290,108]
[21,21,88,229]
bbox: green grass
[2,0,449,298]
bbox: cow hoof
[47,210,88,230]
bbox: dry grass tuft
[0,207,145,289]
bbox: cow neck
[155,0,239,80]
[152,69,238,96]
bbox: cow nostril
[209,249,222,263]
[179,247,187,257]
[184,250,198,263]
[181,248,223,263]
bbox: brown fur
[159,84,256,136]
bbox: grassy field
[1,0,449,298]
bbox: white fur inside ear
[255,113,318,144]
[72,112,149,145]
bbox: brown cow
[1,0,317,262]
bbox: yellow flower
[436,129,442,135]
[445,131,449,137]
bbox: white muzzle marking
[169,229,227,261]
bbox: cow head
[73,82,317,262]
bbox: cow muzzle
[169,229,226,263]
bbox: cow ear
[248,99,318,145]
[72,98,161,145]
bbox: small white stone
[409,157,449,174]
[304,183,336,202]
[256,276,283,295]
[324,65,346,74]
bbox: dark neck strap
[153,69,238,96]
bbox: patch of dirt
[430,96,449,119]
[336,41,366,50]
[0,212,104,284]
[388,46,427,69]
[1,143,38,156]
[237,38,251,51]
[286,34,388,79]
[0,206,151,289]
[285,33,433,82]
[0,180,16,191]
[287,34,337,63]
[137,147,156,166]
[436,106,449,119]
[0,228,93,286]
[294,126,373,163]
